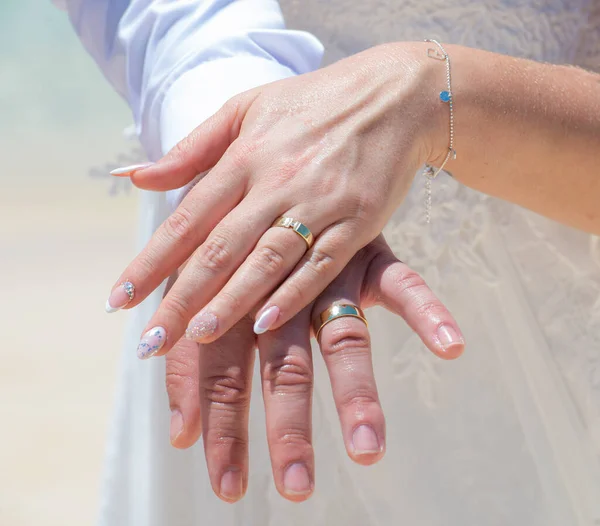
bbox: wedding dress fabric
[55,1,600,524]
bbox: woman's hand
[164,235,464,503]
[106,41,448,357]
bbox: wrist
[375,42,455,170]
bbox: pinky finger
[366,253,465,360]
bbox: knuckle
[161,293,191,321]
[392,271,447,318]
[251,245,286,277]
[394,271,428,295]
[203,371,249,406]
[264,354,313,393]
[273,428,312,449]
[205,431,248,451]
[124,248,155,284]
[172,134,195,160]
[339,388,380,413]
[163,207,195,243]
[223,95,242,116]
[165,369,195,399]
[166,353,196,386]
[280,277,310,306]
[352,192,381,221]
[276,155,305,181]
[216,290,243,316]
[308,247,336,276]
[415,299,447,319]
[321,326,370,358]
[196,235,233,272]
[229,137,263,169]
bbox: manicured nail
[352,425,381,455]
[436,324,465,357]
[185,311,218,342]
[253,306,280,335]
[170,410,184,444]
[137,327,166,359]
[105,281,135,313]
[220,467,243,501]
[283,463,312,496]
[109,162,154,176]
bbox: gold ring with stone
[313,304,368,340]
[272,216,314,249]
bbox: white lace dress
[55,1,600,524]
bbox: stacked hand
[106,42,453,354]
[164,235,463,502]
[106,41,464,502]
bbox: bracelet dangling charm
[423,39,457,224]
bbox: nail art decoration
[185,312,218,341]
[105,281,135,313]
[137,327,166,359]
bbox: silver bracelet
[423,39,456,224]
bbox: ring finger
[139,199,335,358]
[312,272,385,466]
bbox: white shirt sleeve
[56,0,323,158]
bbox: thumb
[130,91,257,191]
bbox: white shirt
[53,0,323,159]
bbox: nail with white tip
[105,281,135,313]
[253,306,280,335]
[110,162,154,176]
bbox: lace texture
[94,1,600,525]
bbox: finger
[365,247,465,360]
[312,271,385,466]
[135,195,283,358]
[255,221,361,333]
[164,268,202,448]
[188,214,324,344]
[105,165,246,315]
[165,337,202,449]
[129,92,257,191]
[200,316,256,503]
[258,308,314,501]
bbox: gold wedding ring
[313,304,368,340]
[272,216,314,249]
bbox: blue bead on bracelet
[440,90,452,102]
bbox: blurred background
[0,1,139,524]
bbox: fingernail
[253,306,280,335]
[137,327,166,359]
[436,324,465,357]
[220,467,243,501]
[110,162,154,176]
[352,425,381,455]
[185,311,218,342]
[170,410,184,443]
[105,281,135,313]
[283,463,312,496]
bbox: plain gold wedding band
[272,216,314,249]
[313,304,368,340]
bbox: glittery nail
[106,281,135,313]
[137,327,166,359]
[185,312,218,342]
